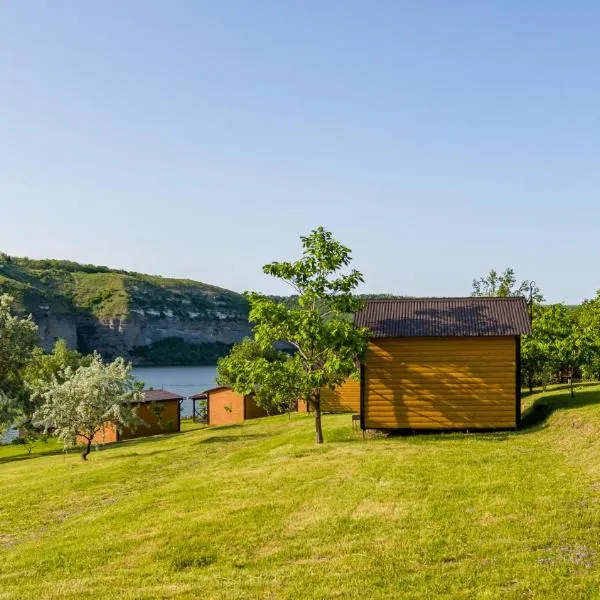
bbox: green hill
[2,384,600,598]
[0,254,250,362]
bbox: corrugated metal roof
[140,389,184,402]
[190,386,230,399]
[354,297,532,338]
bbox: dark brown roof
[140,389,184,402]
[189,386,230,399]
[354,297,532,338]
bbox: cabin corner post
[516,335,522,429]
[359,362,366,430]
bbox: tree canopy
[472,268,544,302]
[0,294,39,433]
[217,338,304,414]
[243,227,370,443]
[34,354,142,459]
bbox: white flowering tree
[34,354,143,460]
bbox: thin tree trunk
[82,438,92,461]
[570,377,575,398]
[314,390,324,444]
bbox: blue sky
[1,1,599,303]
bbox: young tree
[575,293,600,381]
[217,338,305,415]
[0,294,39,433]
[472,268,544,302]
[34,355,142,460]
[246,227,370,443]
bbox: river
[132,365,218,417]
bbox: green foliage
[472,267,544,302]
[33,354,143,459]
[575,292,600,380]
[522,301,600,394]
[0,253,248,322]
[22,339,93,422]
[217,338,304,413]
[246,227,369,443]
[0,294,39,432]
[11,422,49,455]
[132,338,234,365]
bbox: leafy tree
[34,355,142,460]
[0,294,39,433]
[472,268,544,302]
[575,293,600,380]
[521,304,571,392]
[217,338,305,415]
[245,227,369,443]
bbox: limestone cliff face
[1,256,252,362]
[74,311,251,360]
[36,315,79,351]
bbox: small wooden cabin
[194,386,270,426]
[83,389,182,444]
[354,298,531,431]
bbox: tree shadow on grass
[195,433,268,445]
[0,448,68,466]
[520,388,600,434]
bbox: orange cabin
[191,386,271,426]
[78,389,182,445]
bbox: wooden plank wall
[364,337,517,430]
[321,378,361,413]
[208,388,245,426]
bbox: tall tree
[574,292,600,381]
[246,227,369,443]
[34,355,142,460]
[0,294,39,432]
[217,338,305,415]
[472,268,544,302]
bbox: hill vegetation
[2,385,600,598]
[0,254,248,320]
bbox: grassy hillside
[0,255,248,319]
[2,386,600,598]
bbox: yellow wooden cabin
[354,298,531,431]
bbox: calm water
[132,365,217,417]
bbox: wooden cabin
[195,386,270,426]
[354,298,531,431]
[82,389,182,444]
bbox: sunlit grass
[2,388,600,599]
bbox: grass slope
[2,386,600,599]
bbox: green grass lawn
[2,387,600,599]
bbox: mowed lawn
[3,387,600,599]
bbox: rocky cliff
[0,255,251,363]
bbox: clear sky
[1,2,599,303]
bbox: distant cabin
[192,386,271,426]
[82,389,183,445]
[354,298,531,431]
